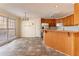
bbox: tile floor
[0,37,65,56]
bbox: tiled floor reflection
[0,38,65,56]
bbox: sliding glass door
[0,16,16,41]
[0,16,7,40]
[8,18,16,40]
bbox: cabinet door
[63,17,69,26]
[74,13,79,25]
[43,31,66,52]
[70,15,74,26]
[63,18,67,26]
[74,33,79,56]
[74,4,79,13]
[64,33,74,55]
[54,32,65,52]
[43,31,57,48]
[74,4,79,25]
[63,15,74,26]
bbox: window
[0,16,7,40]
[8,18,16,40]
[0,16,16,40]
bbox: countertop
[43,29,79,33]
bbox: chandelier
[23,12,29,21]
[23,12,34,26]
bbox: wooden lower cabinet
[43,30,75,56]
[64,33,74,55]
[74,33,79,56]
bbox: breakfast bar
[43,30,79,56]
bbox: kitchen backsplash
[63,26,79,31]
[45,25,79,31]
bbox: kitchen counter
[43,29,79,56]
[43,29,79,33]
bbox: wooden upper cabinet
[74,4,79,13]
[56,18,64,23]
[41,14,74,26]
[63,14,74,26]
[56,14,74,26]
[41,18,56,27]
[74,3,79,25]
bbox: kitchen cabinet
[43,30,74,55]
[74,4,79,25]
[74,33,79,56]
[74,4,79,13]
[64,32,74,55]
[56,18,63,23]
[56,14,74,26]
[63,14,74,26]
[41,18,56,27]
[44,31,57,49]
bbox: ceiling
[0,3,74,18]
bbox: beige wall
[16,18,21,37]
[0,9,21,38]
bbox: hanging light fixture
[23,11,34,26]
[23,12,29,21]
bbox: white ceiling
[0,3,74,18]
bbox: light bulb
[56,5,58,8]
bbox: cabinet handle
[45,30,47,33]
[68,32,70,37]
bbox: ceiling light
[55,5,58,8]
[23,12,29,21]
[23,12,34,26]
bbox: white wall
[21,17,41,37]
